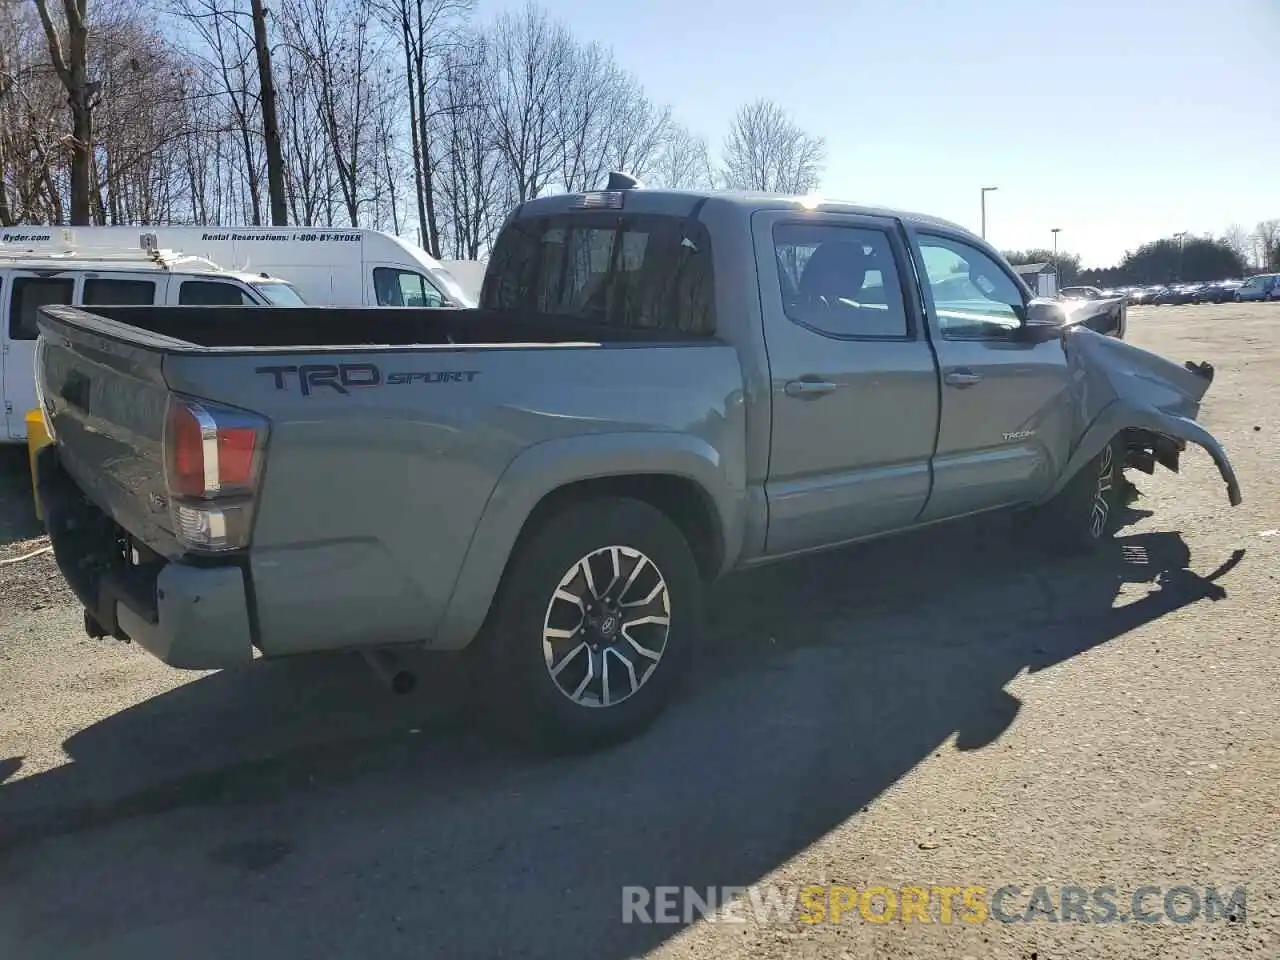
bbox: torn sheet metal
[1043,325,1242,507]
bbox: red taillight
[163,397,269,553]
[216,427,258,489]
[168,403,207,498]
[164,398,265,500]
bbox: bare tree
[1222,223,1251,269]
[30,0,99,223]
[649,124,713,190]
[1256,220,1280,271]
[4,0,722,250]
[434,38,506,257]
[283,0,390,226]
[171,0,268,224]
[249,0,286,223]
[720,98,825,194]
[486,3,572,203]
[377,0,471,254]
[1,0,68,224]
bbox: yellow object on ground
[26,408,51,525]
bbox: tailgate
[36,305,182,555]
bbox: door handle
[944,369,983,388]
[784,378,839,399]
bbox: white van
[0,226,479,309]
[439,259,488,302]
[0,236,306,443]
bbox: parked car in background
[1060,285,1104,300]
[1155,283,1204,306]
[1190,283,1219,305]
[1236,274,1280,302]
[1192,280,1241,304]
[1128,286,1163,305]
[1207,279,1245,303]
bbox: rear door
[4,272,77,440]
[907,229,1074,521]
[753,209,940,556]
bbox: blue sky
[481,0,1279,267]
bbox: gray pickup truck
[33,181,1240,750]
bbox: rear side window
[773,223,910,339]
[179,280,255,306]
[481,212,716,335]
[373,268,444,307]
[83,278,156,306]
[8,276,74,341]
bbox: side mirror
[1015,297,1068,342]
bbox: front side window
[373,268,445,308]
[179,280,255,306]
[481,212,715,335]
[83,278,157,306]
[9,276,74,340]
[772,223,909,338]
[915,235,1025,340]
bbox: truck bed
[59,305,718,350]
[33,301,746,668]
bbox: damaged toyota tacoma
[32,179,1241,750]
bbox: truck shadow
[0,508,1245,958]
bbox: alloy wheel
[541,545,672,708]
[1090,443,1115,539]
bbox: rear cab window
[481,212,716,335]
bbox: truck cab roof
[512,186,972,238]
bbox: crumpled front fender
[1040,328,1242,507]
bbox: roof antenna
[606,171,643,191]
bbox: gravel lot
[1,303,1277,959]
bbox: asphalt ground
[0,302,1276,959]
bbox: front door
[3,272,76,440]
[908,230,1075,521]
[369,265,447,308]
[754,210,940,556]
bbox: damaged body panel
[1041,325,1241,507]
[30,185,1244,750]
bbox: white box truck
[0,226,479,310]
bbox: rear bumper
[34,444,255,669]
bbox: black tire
[466,496,704,753]
[1035,436,1124,553]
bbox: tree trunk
[67,97,93,224]
[250,0,288,226]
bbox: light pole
[1173,231,1187,282]
[980,186,998,240]
[1051,227,1061,294]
